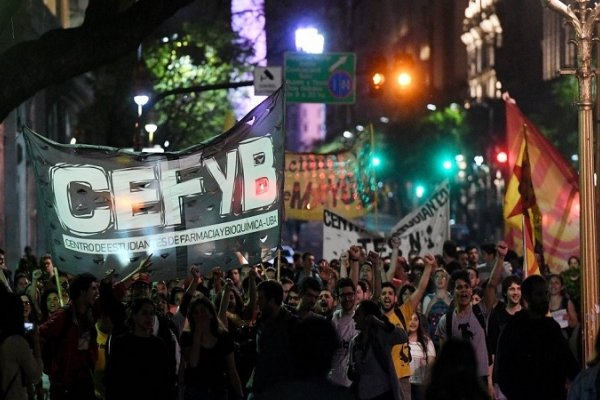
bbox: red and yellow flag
[503,98,579,272]
[505,129,541,276]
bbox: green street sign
[284,52,356,104]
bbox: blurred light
[145,123,158,144]
[450,218,456,225]
[133,95,149,106]
[396,72,412,87]
[144,123,158,134]
[474,155,484,166]
[379,116,390,124]
[455,154,464,162]
[356,125,365,132]
[372,72,385,88]
[443,160,453,170]
[571,154,579,161]
[415,185,425,198]
[142,146,164,153]
[427,104,437,111]
[295,27,324,54]
[343,130,353,138]
[458,160,468,170]
[450,102,460,110]
[458,170,467,179]
[496,151,508,164]
[70,138,77,145]
[163,140,170,148]
[371,156,382,167]
[161,37,169,43]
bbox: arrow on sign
[329,55,348,72]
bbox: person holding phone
[0,292,43,399]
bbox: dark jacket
[496,310,580,400]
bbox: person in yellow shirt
[379,253,435,400]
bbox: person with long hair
[548,274,578,341]
[181,297,243,400]
[422,268,452,347]
[104,298,172,400]
[40,288,61,323]
[0,292,43,399]
[408,313,435,400]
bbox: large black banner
[24,88,285,280]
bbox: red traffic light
[496,151,508,164]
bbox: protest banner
[390,182,450,257]
[24,88,285,280]
[322,209,385,261]
[323,182,449,263]
[284,133,375,220]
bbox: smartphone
[24,322,34,332]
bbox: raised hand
[497,241,508,258]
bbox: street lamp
[543,0,600,363]
[144,123,158,146]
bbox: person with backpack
[435,242,508,396]
[0,291,43,400]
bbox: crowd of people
[0,240,594,400]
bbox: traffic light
[415,184,425,198]
[367,53,419,98]
[368,54,388,97]
[392,54,414,93]
[371,153,383,167]
[496,150,508,164]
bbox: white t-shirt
[409,338,435,384]
[329,309,357,387]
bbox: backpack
[444,303,491,365]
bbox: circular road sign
[328,71,353,99]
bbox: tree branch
[0,0,195,122]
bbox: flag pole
[543,0,600,363]
[522,215,528,279]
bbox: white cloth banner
[322,182,449,262]
[322,209,384,261]
[390,182,450,257]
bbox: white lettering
[238,137,276,211]
[52,166,111,234]
[112,167,161,230]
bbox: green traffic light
[442,160,452,170]
[415,185,425,198]
[371,155,382,167]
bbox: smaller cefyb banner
[24,88,285,280]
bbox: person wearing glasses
[330,278,358,387]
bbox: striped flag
[503,97,579,272]
[505,128,541,276]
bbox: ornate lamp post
[543,0,600,363]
